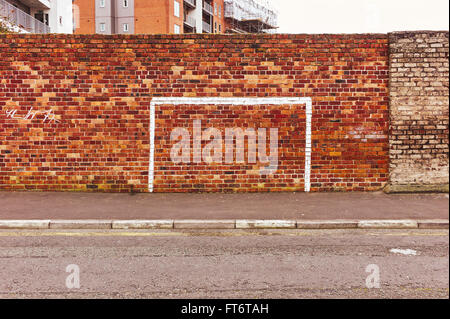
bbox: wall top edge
[0,33,390,39]
[388,30,449,36]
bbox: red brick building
[73,0,276,34]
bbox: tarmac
[0,191,448,229]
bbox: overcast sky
[274,0,449,34]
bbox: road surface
[0,229,448,298]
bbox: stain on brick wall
[0,34,389,193]
[389,31,449,188]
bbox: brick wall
[389,31,449,190]
[0,34,389,192]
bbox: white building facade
[0,0,73,33]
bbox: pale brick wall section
[389,31,449,188]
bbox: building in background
[73,0,225,34]
[73,0,277,34]
[0,0,73,33]
[224,0,277,33]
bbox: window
[99,0,105,8]
[99,23,106,32]
[35,11,49,25]
[219,24,221,32]
[215,22,217,33]
[174,24,180,34]
[123,23,129,32]
[174,1,180,18]
[219,5,221,18]
[123,0,128,8]
[214,3,217,15]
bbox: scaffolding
[224,0,278,33]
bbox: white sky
[274,0,449,34]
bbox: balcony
[202,1,213,15]
[0,0,50,33]
[184,0,196,9]
[184,15,196,29]
[20,0,51,10]
[202,20,211,33]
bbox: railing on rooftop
[224,0,278,29]
[0,0,51,34]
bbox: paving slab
[174,220,235,229]
[49,220,112,229]
[418,219,449,229]
[297,220,358,229]
[236,220,296,229]
[112,220,174,229]
[0,220,50,229]
[358,220,418,229]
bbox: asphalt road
[0,229,448,299]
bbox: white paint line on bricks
[236,220,297,229]
[358,220,418,229]
[49,220,112,229]
[174,220,235,229]
[112,220,174,229]
[148,98,156,193]
[0,220,50,229]
[148,97,313,193]
[389,248,418,256]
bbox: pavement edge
[0,219,448,230]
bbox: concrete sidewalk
[0,191,448,221]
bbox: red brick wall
[153,99,309,192]
[0,34,389,193]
